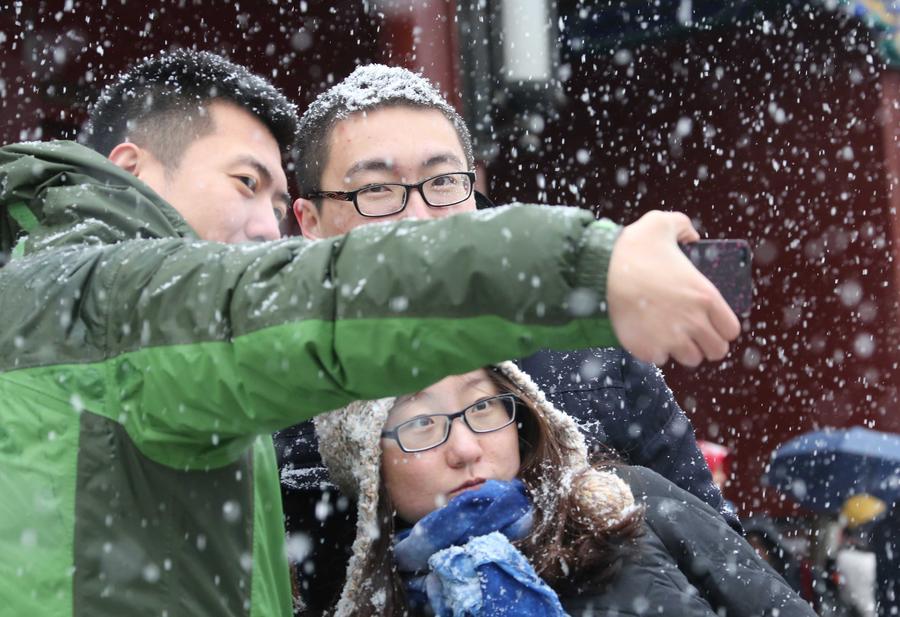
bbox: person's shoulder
[515,347,667,389]
[614,465,745,551]
[2,139,96,160]
[613,465,711,510]
[1,139,137,189]
[517,346,631,384]
[616,350,671,387]
[613,464,671,493]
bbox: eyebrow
[234,155,291,208]
[422,153,465,170]
[344,158,393,180]
[462,375,492,390]
[393,390,429,409]
[391,375,493,410]
[344,152,467,181]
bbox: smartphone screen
[680,240,753,316]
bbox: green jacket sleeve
[1,140,622,468]
[98,207,621,465]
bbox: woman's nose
[444,418,483,467]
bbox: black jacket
[275,347,738,609]
[562,466,816,617]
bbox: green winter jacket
[0,141,621,617]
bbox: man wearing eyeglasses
[283,64,742,611]
[293,110,477,234]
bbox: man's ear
[107,142,144,176]
[294,198,325,240]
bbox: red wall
[482,9,900,516]
[0,1,380,164]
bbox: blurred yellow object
[842,494,886,528]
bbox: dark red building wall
[482,8,900,516]
[0,1,380,164]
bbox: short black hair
[83,49,298,167]
[294,64,474,201]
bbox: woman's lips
[449,478,485,495]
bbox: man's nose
[444,417,483,467]
[400,189,434,221]
[247,203,282,241]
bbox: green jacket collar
[1,140,197,257]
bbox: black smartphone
[680,239,752,316]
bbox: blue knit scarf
[392,479,568,616]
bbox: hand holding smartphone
[680,240,752,316]
[608,211,742,365]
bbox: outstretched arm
[4,205,618,467]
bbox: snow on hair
[294,64,475,193]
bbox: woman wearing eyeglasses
[312,363,814,617]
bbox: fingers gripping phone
[680,240,753,316]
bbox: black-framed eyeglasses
[381,393,519,453]
[304,171,476,218]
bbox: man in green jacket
[0,50,738,616]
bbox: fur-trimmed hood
[314,361,636,616]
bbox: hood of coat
[0,140,195,257]
[314,360,636,617]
